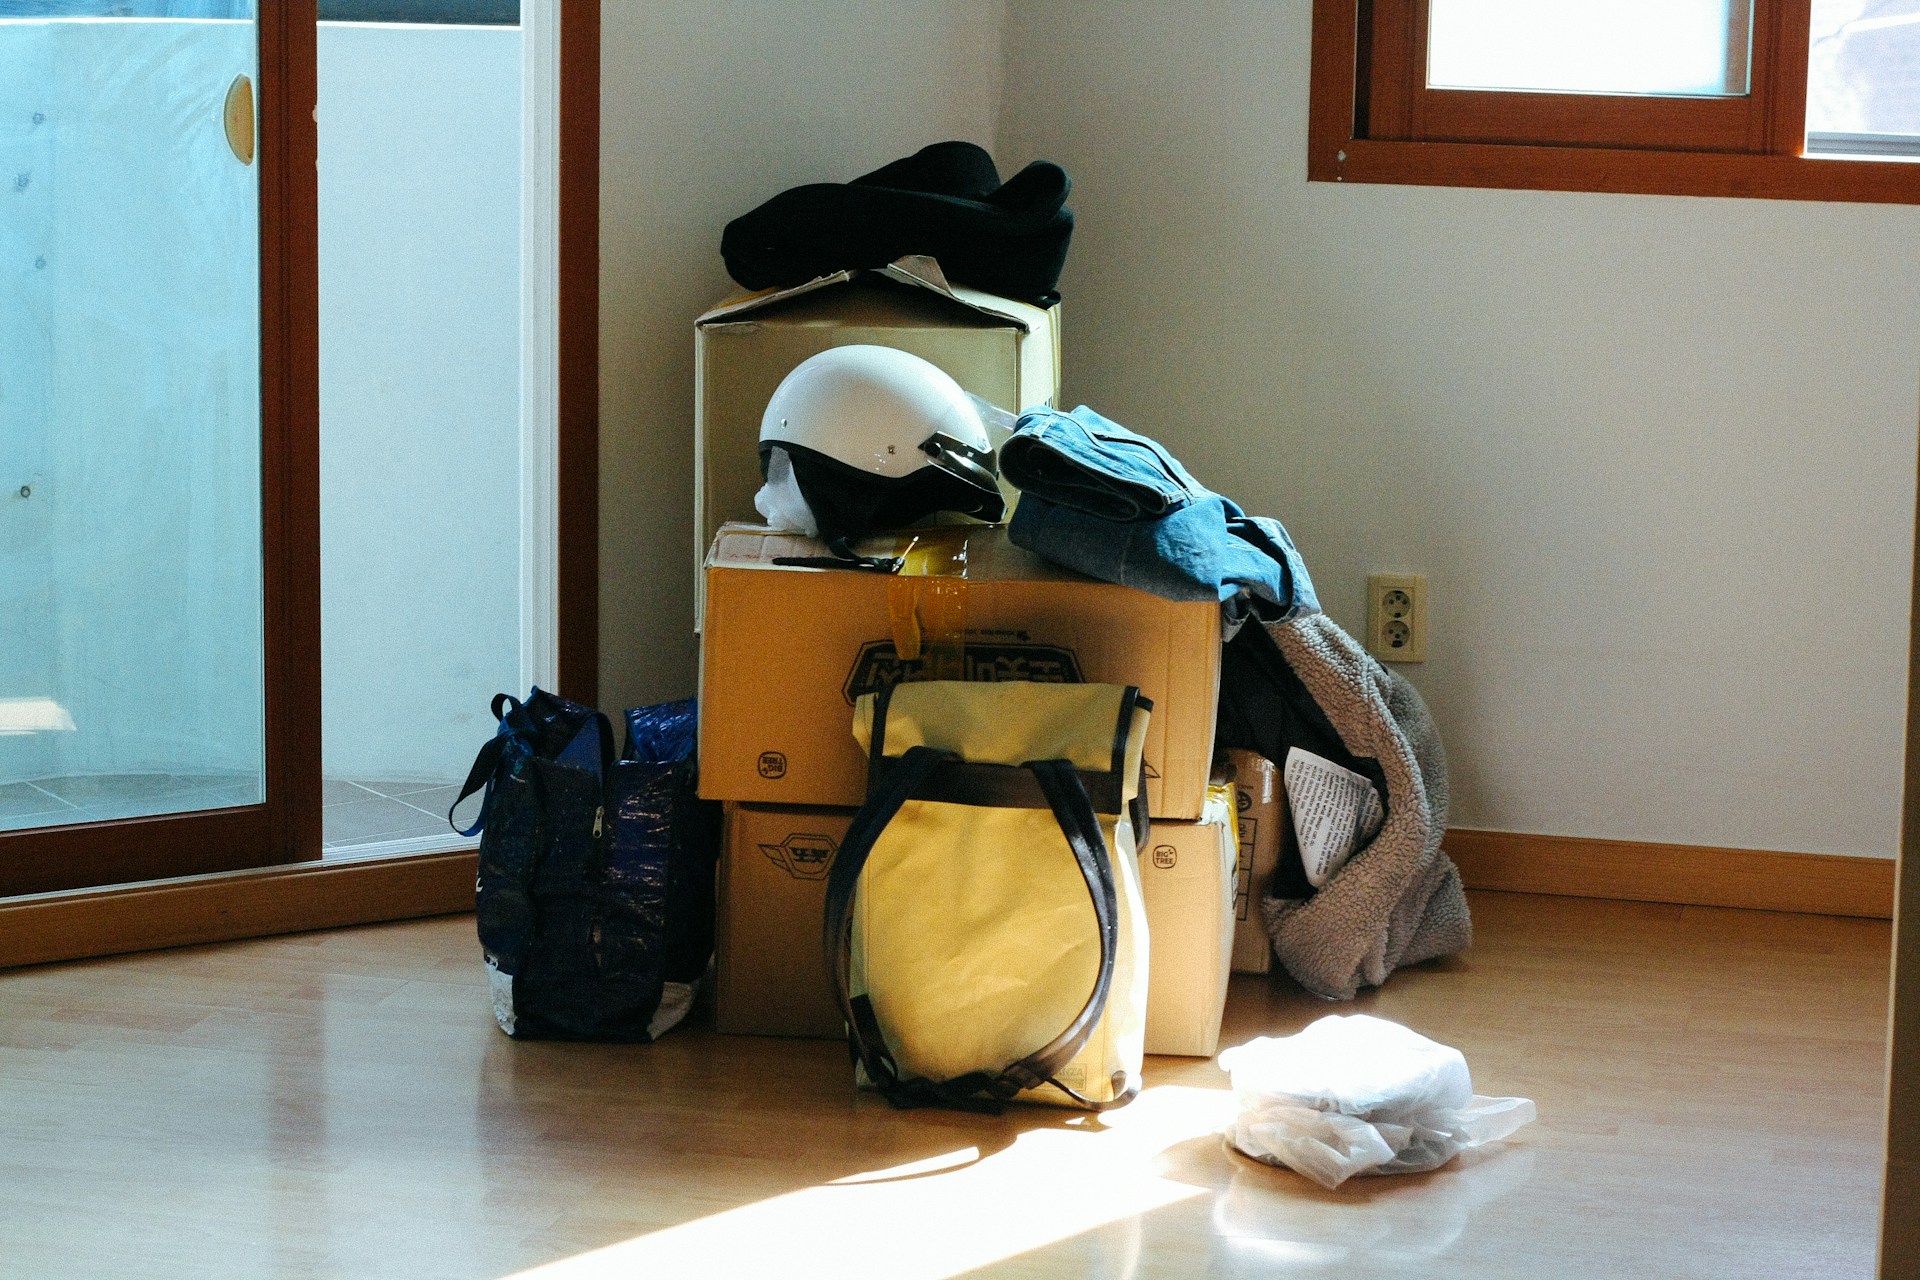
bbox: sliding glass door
[0,2,319,894]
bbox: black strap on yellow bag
[822,680,1152,1114]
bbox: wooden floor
[0,891,1892,1280]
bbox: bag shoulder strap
[450,693,538,836]
[823,746,1136,1113]
[448,693,615,837]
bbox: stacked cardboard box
[1136,788,1238,1057]
[1224,748,1285,974]
[700,525,1221,821]
[694,258,1062,625]
[695,274,1233,1056]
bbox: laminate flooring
[0,891,1892,1279]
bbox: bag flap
[854,680,1144,778]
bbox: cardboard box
[1225,748,1284,974]
[1138,789,1238,1058]
[720,794,1239,1056]
[699,523,1222,820]
[694,256,1062,619]
[714,802,849,1039]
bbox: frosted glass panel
[0,15,264,831]
[1428,0,1752,96]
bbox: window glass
[0,2,252,15]
[1807,0,1920,147]
[1427,0,1752,96]
[315,11,527,855]
[317,1,517,22]
[0,0,263,833]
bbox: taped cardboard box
[715,802,848,1039]
[721,793,1239,1053]
[1225,748,1283,974]
[694,256,1061,622]
[1139,788,1238,1058]
[699,523,1222,820]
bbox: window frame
[1310,0,1920,202]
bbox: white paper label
[1283,748,1384,888]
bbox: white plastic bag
[1218,1014,1535,1189]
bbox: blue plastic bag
[454,689,720,1041]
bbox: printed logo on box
[842,640,1083,704]
[756,751,787,779]
[759,832,837,880]
[1151,845,1177,870]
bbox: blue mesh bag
[452,689,719,1040]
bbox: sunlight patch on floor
[502,1085,1238,1280]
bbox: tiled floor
[0,772,468,855]
[0,772,260,833]
[322,777,469,853]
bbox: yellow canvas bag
[824,680,1152,1111]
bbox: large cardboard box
[714,802,848,1039]
[1138,789,1238,1058]
[1225,748,1284,974]
[694,256,1062,618]
[719,796,1240,1056]
[699,523,1222,820]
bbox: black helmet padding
[761,441,1006,556]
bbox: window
[1310,0,1920,200]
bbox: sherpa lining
[1259,614,1472,1000]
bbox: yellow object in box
[1138,787,1238,1058]
[698,523,1222,821]
[1226,748,1284,974]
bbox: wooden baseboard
[0,829,1886,972]
[0,848,478,971]
[1447,828,1896,919]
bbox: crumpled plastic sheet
[1218,1014,1536,1189]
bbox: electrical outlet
[1366,573,1427,662]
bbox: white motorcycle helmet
[756,345,1005,567]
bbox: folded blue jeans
[1001,406,1319,623]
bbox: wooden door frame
[557,0,599,706]
[263,0,325,873]
[0,2,596,911]
[1886,463,1918,1274]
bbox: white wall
[317,22,525,782]
[597,0,1008,716]
[997,1,1920,857]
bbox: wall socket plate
[1366,573,1427,662]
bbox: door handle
[224,74,254,165]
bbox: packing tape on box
[886,528,972,677]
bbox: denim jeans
[1001,406,1319,623]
